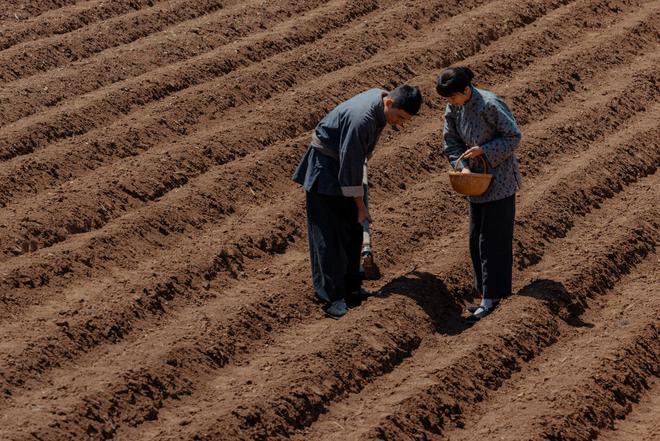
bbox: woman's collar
[464,86,481,109]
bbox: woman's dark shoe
[323,299,348,319]
[467,299,500,314]
[465,302,500,323]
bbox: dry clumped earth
[0,0,658,440]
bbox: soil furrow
[441,180,660,441]
[380,100,660,299]
[135,176,659,441]
[444,261,659,441]
[0,1,81,19]
[0,0,168,51]
[0,207,314,440]
[0,0,576,280]
[2,99,656,440]
[0,0,657,439]
[0,0,492,177]
[0,171,308,388]
[597,378,660,441]
[9,169,655,440]
[0,41,653,384]
[372,70,660,272]
[1,0,651,266]
[0,0,237,83]
[1,13,652,374]
[332,175,659,441]
[0,0,366,127]
[0,0,532,290]
[306,256,659,441]
[0,0,332,126]
[0,0,607,196]
[513,116,660,270]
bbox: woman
[437,67,522,323]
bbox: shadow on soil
[517,278,594,328]
[376,271,470,336]
[376,272,594,333]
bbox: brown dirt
[0,0,658,440]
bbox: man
[293,85,423,318]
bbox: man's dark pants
[469,194,516,300]
[306,188,363,303]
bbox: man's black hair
[388,84,422,115]
[436,67,474,97]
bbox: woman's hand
[462,146,484,159]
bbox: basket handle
[453,150,488,173]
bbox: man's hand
[357,205,372,224]
[354,196,372,224]
[462,146,484,159]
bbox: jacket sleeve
[442,106,468,169]
[481,98,522,168]
[337,117,371,197]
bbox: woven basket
[448,152,493,196]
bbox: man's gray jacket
[293,88,387,198]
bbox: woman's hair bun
[436,66,475,97]
[456,67,474,82]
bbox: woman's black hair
[388,84,423,115]
[436,67,474,97]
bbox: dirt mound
[0,0,657,440]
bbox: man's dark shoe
[346,288,371,308]
[323,299,348,319]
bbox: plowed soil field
[0,1,658,440]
